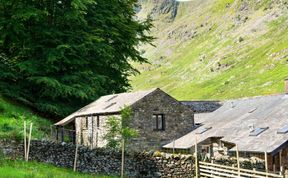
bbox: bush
[1,123,14,132]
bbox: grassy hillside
[0,96,52,141]
[131,0,288,100]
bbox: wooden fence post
[121,139,125,178]
[236,144,240,177]
[195,134,198,178]
[73,143,79,172]
[26,123,33,161]
[24,121,27,160]
[265,151,268,177]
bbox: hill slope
[0,96,51,141]
[131,0,288,100]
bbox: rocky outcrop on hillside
[151,0,179,20]
[138,0,179,21]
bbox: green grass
[0,159,115,178]
[131,0,288,100]
[0,96,52,141]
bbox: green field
[131,0,288,100]
[0,159,115,178]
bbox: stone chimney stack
[285,79,288,94]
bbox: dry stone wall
[0,140,22,160]
[22,140,195,178]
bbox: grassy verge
[0,158,116,178]
[0,96,52,141]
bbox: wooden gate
[199,161,284,178]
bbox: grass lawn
[0,159,116,178]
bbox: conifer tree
[0,0,153,117]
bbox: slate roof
[55,88,158,126]
[164,94,288,154]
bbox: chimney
[285,79,288,94]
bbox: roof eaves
[54,111,121,126]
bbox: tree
[105,106,138,149]
[0,0,153,117]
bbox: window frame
[249,127,268,136]
[277,125,288,134]
[153,114,165,131]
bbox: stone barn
[54,88,195,151]
[164,92,288,172]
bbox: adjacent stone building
[164,92,288,172]
[55,88,194,151]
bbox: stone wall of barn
[75,115,111,149]
[19,140,195,178]
[130,89,194,151]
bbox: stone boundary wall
[214,158,265,171]
[10,140,195,178]
[2,140,288,177]
[0,140,21,159]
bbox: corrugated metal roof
[55,88,158,126]
[164,94,288,153]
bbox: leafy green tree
[105,106,138,149]
[0,0,153,117]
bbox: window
[277,125,288,134]
[153,114,165,131]
[249,127,268,136]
